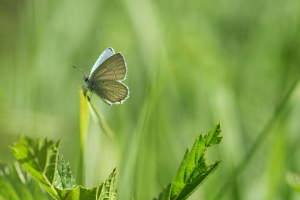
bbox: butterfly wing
[93,80,129,105]
[89,53,127,81]
[90,47,115,75]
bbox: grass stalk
[215,77,300,199]
[87,98,115,139]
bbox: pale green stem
[88,98,114,139]
[77,89,90,186]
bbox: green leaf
[10,135,119,200]
[54,168,117,200]
[55,155,77,190]
[58,185,98,200]
[169,122,223,200]
[286,171,300,195]
[10,135,61,199]
[0,162,50,200]
[97,168,118,200]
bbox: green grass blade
[214,77,300,200]
[77,88,90,186]
[88,99,115,139]
[0,175,20,200]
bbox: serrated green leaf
[97,168,118,200]
[286,171,300,195]
[10,135,61,200]
[59,185,98,200]
[10,135,120,200]
[0,162,50,200]
[55,155,77,190]
[54,168,117,200]
[169,122,223,200]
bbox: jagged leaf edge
[169,123,223,200]
[55,155,77,190]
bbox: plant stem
[214,77,300,200]
[77,89,90,186]
[88,99,114,139]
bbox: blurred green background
[1,0,300,199]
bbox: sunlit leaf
[55,155,76,190]
[10,135,61,199]
[170,123,222,200]
[155,123,223,200]
[97,168,118,200]
[10,135,119,200]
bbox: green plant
[1,122,222,200]
[1,90,223,200]
[155,123,222,200]
[9,135,117,200]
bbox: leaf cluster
[1,123,222,200]
[9,136,117,200]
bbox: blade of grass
[77,88,90,186]
[88,99,115,139]
[215,76,300,199]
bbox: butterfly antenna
[73,66,87,76]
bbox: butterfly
[73,47,129,105]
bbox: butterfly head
[83,76,89,82]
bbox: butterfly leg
[85,90,93,101]
[82,86,88,97]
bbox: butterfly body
[80,47,129,105]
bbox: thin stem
[88,98,115,139]
[214,76,300,200]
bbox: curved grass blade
[87,96,115,139]
[215,77,300,200]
